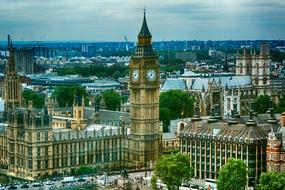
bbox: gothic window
[256,63,259,75]
[45,132,48,142]
[45,147,48,157]
[255,78,259,85]
[179,123,185,133]
[37,133,41,142]
[227,98,231,111]
[37,161,41,170]
[28,160,32,169]
[37,147,41,157]
[28,147,32,156]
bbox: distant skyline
[0,0,285,41]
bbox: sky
[0,0,285,41]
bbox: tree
[254,95,271,114]
[103,90,121,111]
[217,158,247,190]
[257,172,285,190]
[159,107,174,132]
[160,90,194,132]
[277,96,285,113]
[154,153,193,190]
[53,86,88,107]
[23,90,45,109]
[112,71,122,79]
[75,165,97,176]
[151,175,158,190]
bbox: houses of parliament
[0,12,162,180]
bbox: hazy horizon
[0,0,285,41]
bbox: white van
[62,176,76,184]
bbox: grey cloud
[0,0,284,41]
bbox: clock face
[147,69,156,81]
[132,69,139,81]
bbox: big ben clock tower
[129,10,161,166]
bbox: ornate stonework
[129,10,161,166]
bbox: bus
[205,178,217,190]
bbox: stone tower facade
[4,35,22,111]
[236,42,271,95]
[71,94,87,130]
[129,11,161,166]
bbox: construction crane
[124,36,129,51]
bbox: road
[1,171,207,190]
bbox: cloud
[0,0,284,41]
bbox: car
[77,178,86,183]
[20,184,29,189]
[8,185,17,189]
[45,181,55,186]
[32,182,41,187]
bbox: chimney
[246,103,257,127]
[267,100,277,125]
[214,104,222,120]
[192,105,202,121]
[208,107,218,123]
[228,107,239,125]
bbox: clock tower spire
[129,10,161,166]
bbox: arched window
[256,63,259,75]
[37,133,41,142]
[179,123,185,132]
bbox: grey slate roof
[161,78,187,91]
[180,114,273,144]
[95,109,130,125]
[191,75,251,91]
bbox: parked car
[32,182,41,187]
[8,185,17,189]
[77,178,86,183]
[20,184,29,189]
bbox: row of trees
[254,95,285,114]
[56,64,129,79]
[22,86,124,111]
[151,154,285,190]
[52,86,89,107]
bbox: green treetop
[102,89,122,111]
[257,172,285,190]
[217,158,247,190]
[160,90,194,132]
[154,153,193,190]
